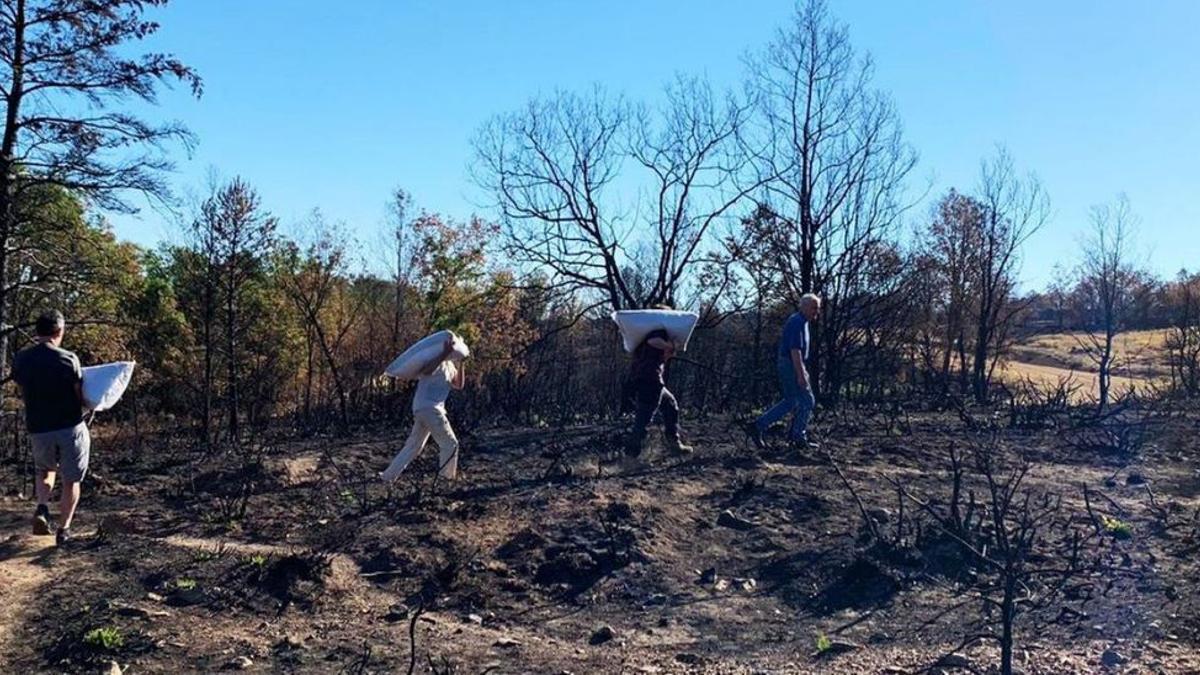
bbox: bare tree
[1076,195,1139,411]
[970,149,1048,403]
[1045,263,1073,331]
[1164,270,1200,396]
[474,77,758,311]
[385,187,416,353]
[188,197,220,445]
[744,0,917,399]
[474,87,630,309]
[0,0,200,400]
[626,76,760,307]
[888,443,1106,675]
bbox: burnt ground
[1,405,1199,674]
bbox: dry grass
[1000,328,1170,401]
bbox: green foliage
[172,577,198,591]
[83,626,124,651]
[1101,515,1133,539]
[7,185,143,361]
[411,213,495,335]
[815,632,832,653]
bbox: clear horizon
[107,0,1200,292]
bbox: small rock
[1101,648,1126,668]
[166,587,205,607]
[589,625,616,645]
[1125,473,1146,486]
[112,602,169,619]
[104,661,124,675]
[825,639,859,655]
[717,509,757,531]
[146,592,165,603]
[384,603,409,622]
[225,656,253,670]
[492,637,521,649]
[675,653,703,665]
[938,653,971,669]
[277,634,304,651]
[700,567,719,584]
[736,577,757,592]
[113,604,150,619]
[867,507,892,524]
[713,579,730,592]
[467,613,484,625]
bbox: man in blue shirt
[750,294,821,449]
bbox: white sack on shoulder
[82,361,136,412]
[611,310,700,353]
[384,330,470,380]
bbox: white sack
[384,330,470,380]
[81,361,136,412]
[612,310,700,353]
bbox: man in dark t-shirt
[625,322,693,458]
[11,310,90,545]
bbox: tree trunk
[201,278,214,446]
[972,315,991,404]
[225,275,240,442]
[752,294,763,406]
[1098,331,1113,412]
[0,0,26,409]
[311,315,349,431]
[303,324,314,423]
[1001,575,1017,675]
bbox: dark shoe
[666,437,694,456]
[789,437,820,453]
[743,421,766,450]
[32,505,52,536]
[55,527,74,547]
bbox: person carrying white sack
[380,334,466,483]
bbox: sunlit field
[1001,329,1172,401]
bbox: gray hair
[799,293,822,311]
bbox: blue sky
[111,0,1199,290]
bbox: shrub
[84,627,124,651]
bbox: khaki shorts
[30,423,91,482]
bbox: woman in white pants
[381,337,466,482]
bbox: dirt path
[0,502,69,664]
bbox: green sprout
[1100,515,1133,540]
[815,632,832,654]
[84,626,124,650]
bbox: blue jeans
[756,356,814,442]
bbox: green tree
[0,0,200,401]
